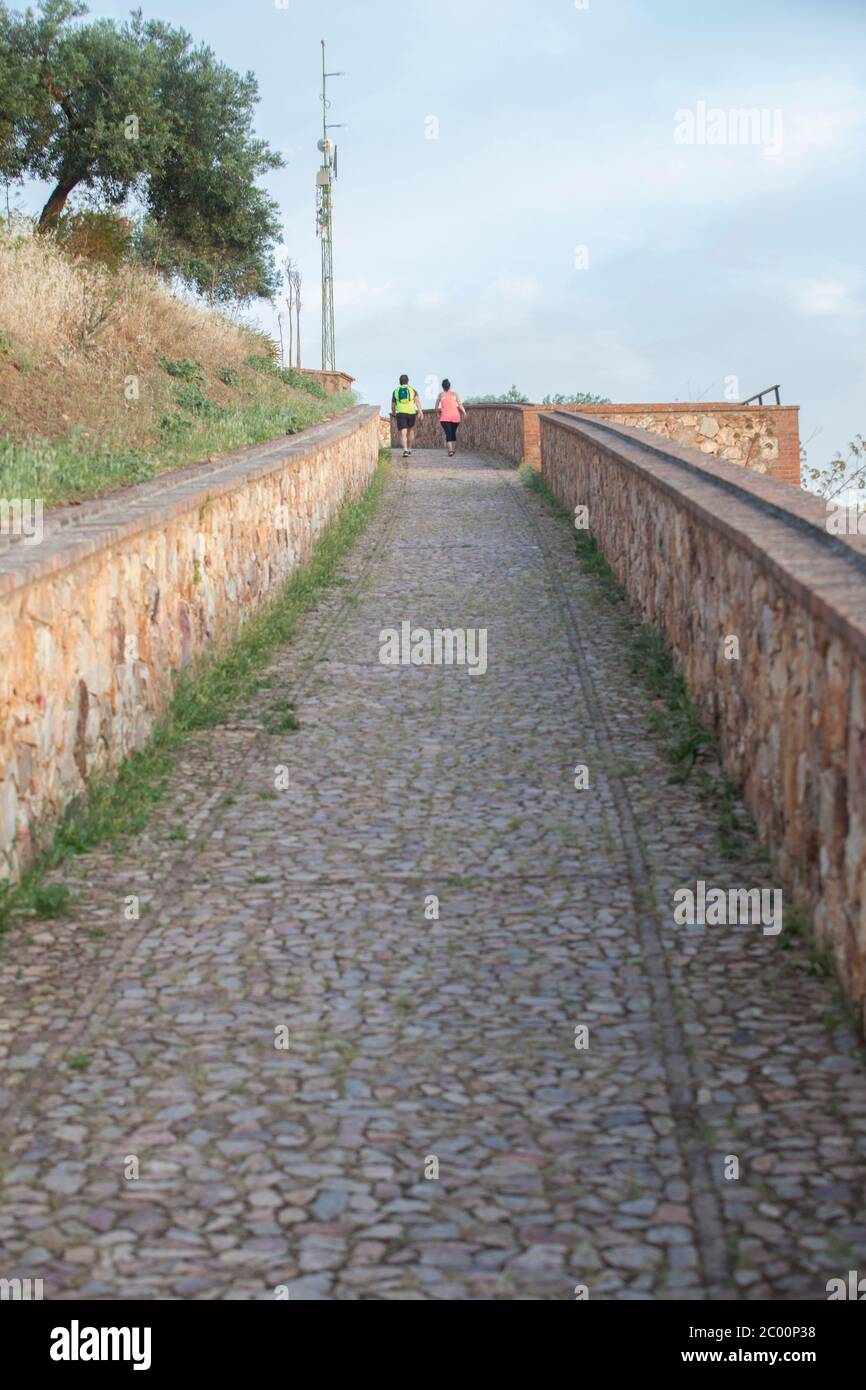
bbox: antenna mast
[316,39,345,372]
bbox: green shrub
[159,412,193,436]
[54,210,133,271]
[172,381,224,419]
[156,354,204,382]
[244,354,333,401]
[33,882,71,917]
[283,369,328,400]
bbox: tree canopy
[464,385,530,404]
[0,0,284,302]
[463,387,611,405]
[541,391,611,405]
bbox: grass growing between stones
[519,463,863,1028]
[0,450,391,946]
[517,464,757,859]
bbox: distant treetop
[463,386,611,405]
[541,391,611,405]
[464,384,530,404]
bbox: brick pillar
[523,409,541,469]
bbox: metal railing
[741,384,781,406]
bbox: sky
[13,0,866,473]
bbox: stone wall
[457,405,526,461]
[390,401,800,484]
[540,409,866,1021]
[298,368,355,396]
[0,406,380,881]
[388,402,523,458]
[526,403,800,484]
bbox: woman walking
[435,379,467,458]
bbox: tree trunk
[37,176,80,231]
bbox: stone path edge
[0,457,408,1140]
[502,461,732,1296]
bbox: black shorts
[395,413,417,431]
[441,420,459,442]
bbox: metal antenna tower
[316,39,345,371]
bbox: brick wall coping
[542,401,799,413]
[0,405,378,600]
[465,400,800,413]
[542,410,866,658]
[298,368,356,385]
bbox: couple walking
[391,375,467,460]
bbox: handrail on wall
[741,384,781,406]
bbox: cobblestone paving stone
[1,448,865,1301]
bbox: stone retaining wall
[388,403,525,461]
[392,401,800,484]
[298,368,355,396]
[527,403,800,484]
[540,410,866,1021]
[0,406,380,881]
[457,405,526,461]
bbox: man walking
[391,374,423,459]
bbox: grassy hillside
[0,222,353,508]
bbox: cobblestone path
[2,450,865,1301]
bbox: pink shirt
[439,390,461,423]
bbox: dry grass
[0,220,267,446]
[0,219,257,373]
[0,220,353,505]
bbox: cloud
[334,277,397,312]
[486,275,542,303]
[466,82,866,228]
[793,278,862,318]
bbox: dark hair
[442,378,451,391]
[399,373,409,385]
